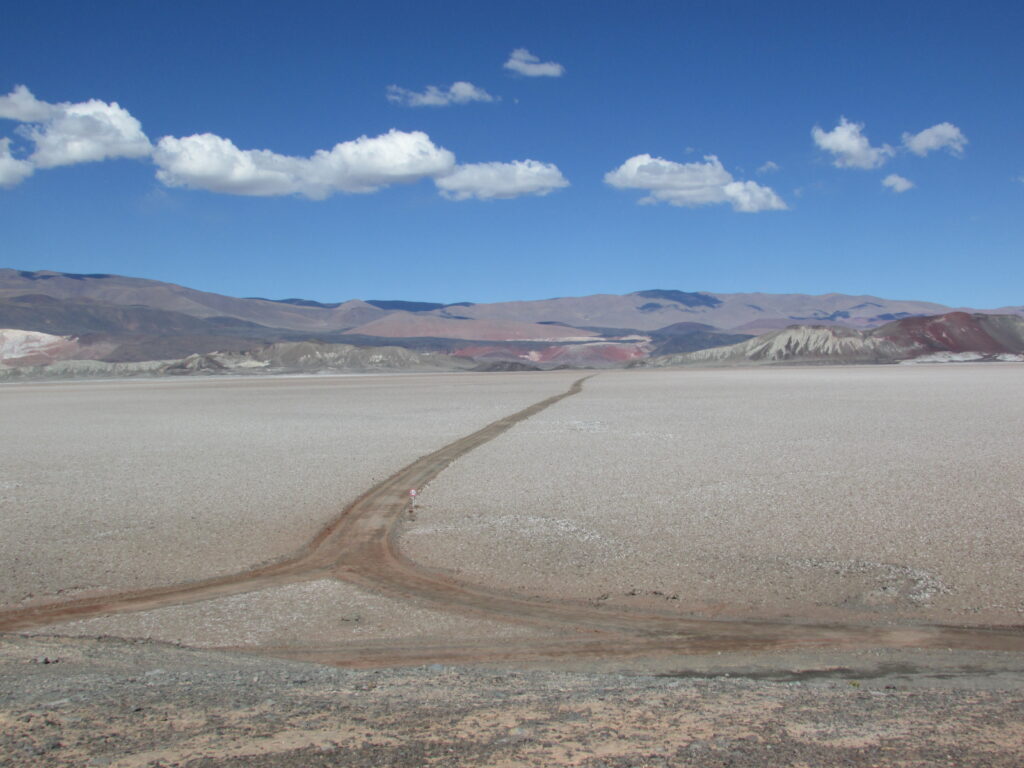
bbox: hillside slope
[642,313,1024,366]
[0,339,473,380]
[0,270,386,332]
[7,269,1020,337]
[429,289,965,334]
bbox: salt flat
[46,578,553,649]
[0,372,577,607]
[403,365,1024,626]
[3,365,1024,767]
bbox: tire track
[2,374,1022,666]
[0,377,591,633]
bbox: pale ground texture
[3,367,1024,766]
[403,365,1024,626]
[0,372,578,607]
[44,579,552,648]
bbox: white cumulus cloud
[757,160,780,174]
[812,117,894,169]
[604,154,786,212]
[386,81,496,107]
[722,180,790,212]
[503,48,564,77]
[902,122,967,157]
[0,84,58,122]
[1,84,566,205]
[0,84,151,169]
[154,130,456,199]
[882,174,914,193]
[435,159,569,200]
[0,137,34,187]
[153,133,306,197]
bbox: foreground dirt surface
[3,636,1024,767]
[2,369,1024,764]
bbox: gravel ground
[403,365,1024,626]
[3,635,1023,767]
[0,372,578,607]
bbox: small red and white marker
[408,489,418,499]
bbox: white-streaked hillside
[0,328,79,365]
[643,325,913,366]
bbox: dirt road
[2,375,1022,666]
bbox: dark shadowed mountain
[247,297,344,309]
[0,294,274,337]
[632,289,723,308]
[644,321,753,356]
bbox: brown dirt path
[2,375,1022,666]
[0,377,594,633]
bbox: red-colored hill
[874,312,1024,355]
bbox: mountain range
[1,268,1022,374]
[640,313,1024,367]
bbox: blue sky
[1,0,1021,307]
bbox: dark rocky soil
[3,635,1023,767]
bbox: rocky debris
[2,636,1024,768]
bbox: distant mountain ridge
[5,269,1019,335]
[1,268,1021,370]
[248,297,477,312]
